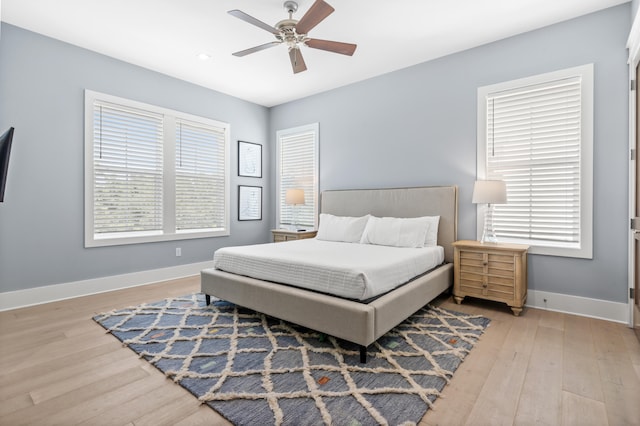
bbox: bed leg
[359,346,367,363]
[205,294,211,305]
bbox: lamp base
[480,204,498,244]
[291,205,299,231]
[480,231,498,244]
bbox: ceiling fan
[228,0,357,74]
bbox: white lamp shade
[472,180,507,204]
[285,189,305,205]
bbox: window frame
[84,90,230,247]
[275,123,320,230]
[476,64,593,258]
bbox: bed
[200,185,458,362]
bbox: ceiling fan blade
[232,42,281,57]
[228,9,280,35]
[305,39,357,56]
[289,48,307,74]
[294,0,334,35]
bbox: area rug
[93,293,490,425]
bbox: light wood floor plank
[563,351,604,403]
[464,312,540,425]
[513,325,563,425]
[590,317,640,425]
[562,391,609,426]
[620,324,640,379]
[421,314,514,426]
[1,344,135,401]
[0,340,122,389]
[537,309,565,332]
[77,383,187,426]
[1,278,639,426]
[0,393,33,417]
[1,328,120,380]
[42,373,171,426]
[0,366,150,426]
[30,355,145,405]
[562,313,604,403]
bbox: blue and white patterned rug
[93,293,490,425]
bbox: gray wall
[0,4,632,304]
[0,24,272,292]
[270,4,631,303]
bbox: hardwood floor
[1,277,639,425]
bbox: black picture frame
[238,141,262,178]
[238,185,262,221]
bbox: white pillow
[423,216,440,247]
[316,213,370,243]
[360,216,430,248]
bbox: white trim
[1,262,628,324]
[84,90,231,248]
[275,122,320,229]
[627,6,640,65]
[0,261,214,312]
[477,64,594,259]
[626,4,640,330]
[526,289,629,324]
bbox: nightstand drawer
[460,251,484,263]
[460,271,484,285]
[487,283,514,299]
[459,282,486,297]
[488,255,515,278]
[488,274,515,286]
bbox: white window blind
[93,102,164,235]
[478,64,593,258]
[85,90,230,247]
[277,124,319,229]
[176,120,227,232]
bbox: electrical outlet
[176,247,182,257]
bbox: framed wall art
[238,185,262,221]
[238,141,262,178]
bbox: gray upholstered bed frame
[201,185,458,362]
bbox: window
[276,123,319,229]
[85,90,229,247]
[477,64,593,258]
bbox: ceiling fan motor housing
[276,19,306,48]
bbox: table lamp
[285,188,305,230]
[472,180,507,243]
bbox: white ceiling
[1,0,629,107]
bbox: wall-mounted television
[0,127,15,202]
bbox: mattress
[213,238,445,300]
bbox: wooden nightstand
[271,229,317,243]
[453,240,529,316]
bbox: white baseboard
[0,261,215,312]
[526,289,629,324]
[1,268,630,325]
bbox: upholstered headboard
[320,185,458,263]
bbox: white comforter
[213,238,444,300]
